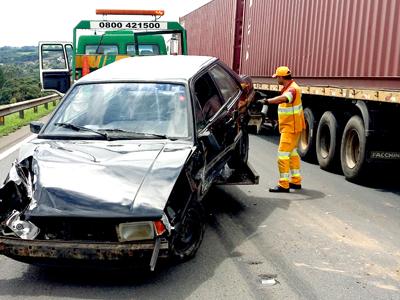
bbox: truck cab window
[41,44,68,70]
[65,44,73,69]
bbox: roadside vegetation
[0,46,49,105]
[0,103,57,137]
[0,46,56,136]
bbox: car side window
[193,97,206,131]
[209,65,241,103]
[194,73,223,121]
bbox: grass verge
[0,102,58,137]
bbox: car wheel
[170,201,205,261]
[228,129,249,168]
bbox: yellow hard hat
[272,66,291,78]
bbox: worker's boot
[269,185,290,193]
[289,183,302,190]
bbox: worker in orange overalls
[258,66,305,192]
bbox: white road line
[0,135,36,161]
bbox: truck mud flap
[215,163,259,185]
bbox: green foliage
[0,67,4,88]
[0,102,57,137]
[0,46,38,64]
[0,46,46,105]
[0,76,43,105]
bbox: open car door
[39,42,73,94]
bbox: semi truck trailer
[180,0,400,181]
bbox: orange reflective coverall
[277,80,306,189]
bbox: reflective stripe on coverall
[278,132,302,188]
[277,81,305,189]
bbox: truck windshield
[127,44,160,56]
[85,45,118,55]
[43,83,189,139]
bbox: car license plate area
[0,237,169,260]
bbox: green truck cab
[74,31,168,79]
[78,31,167,55]
[39,10,187,94]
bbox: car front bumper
[0,236,169,268]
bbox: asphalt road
[0,131,399,300]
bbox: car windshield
[43,82,189,139]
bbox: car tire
[316,111,340,171]
[298,107,316,162]
[228,129,249,169]
[340,115,367,182]
[170,200,205,261]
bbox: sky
[0,0,212,46]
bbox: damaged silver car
[0,56,258,270]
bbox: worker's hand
[257,98,267,105]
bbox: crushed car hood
[17,139,193,219]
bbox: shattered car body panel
[0,141,189,269]
[23,139,193,218]
[0,56,258,270]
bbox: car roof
[78,55,218,83]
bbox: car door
[192,64,242,172]
[39,42,73,94]
[192,70,224,163]
[208,63,243,148]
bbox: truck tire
[228,129,249,168]
[316,111,340,170]
[340,115,367,182]
[298,107,316,161]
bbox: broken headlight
[5,210,40,240]
[117,221,155,242]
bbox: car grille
[31,218,120,242]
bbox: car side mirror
[30,121,44,134]
[254,90,267,100]
[198,130,222,152]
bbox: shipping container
[180,0,238,68]
[240,0,400,90]
[180,0,400,182]
[181,0,400,90]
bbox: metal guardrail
[0,94,60,125]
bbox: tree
[0,87,13,104]
[0,67,4,89]
[0,46,45,104]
